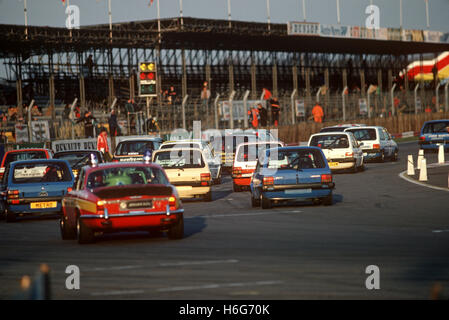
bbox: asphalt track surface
[0,142,448,300]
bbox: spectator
[63,104,71,122]
[270,97,280,127]
[84,54,95,77]
[168,86,177,106]
[258,103,268,127]
[262,88,272,101]
[31,104,42,120]
[97,127,111,162]
[108,109,120,137]
[247,105,259,129]
[147,116,160,134]
[8,106,18,122]
[200,81,211,111]
[77,111,97,138]
[311,103,324,123]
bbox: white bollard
[438,144,445,164]
[419,158,428,182]
[407,155,415,175]
[417,149,424,170]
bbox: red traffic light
[140,72,156,80]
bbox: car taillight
[67,187,73,193]
[373,144,380,149]
[232,167,242,176]
[200,173,211,186]
[263,176,274,186]
[321,174,333,184]
[97,200,105,211]
[112,159,119,163]
[7,190,19,199]
[168,196,178,209]
[419,136,425,141]
[345,152,354,157]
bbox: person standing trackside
[258,103,267,127]
[311,103,324,123]
[97,127,112,162]
[201,81,211,111]
[108,109,120,137]
[270,97,280,127]
[248,105,260,129]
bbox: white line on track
[90,289,145,296]
[398,171,449,193]
[190,210,303,219]
[156,280,284,292]
[91,265,144,271]
[432,229,449,233]
[158,259,238,267]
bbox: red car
[60,161,184,244]
[0,148,53,180]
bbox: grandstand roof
[1,17,448,58]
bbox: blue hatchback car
[250,146,335,209]
[2,159,74,222]
[419,119,449,152]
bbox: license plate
[328,162,339,167]
[127,201,153,209]
[285,189,312,194]
[176,186,193,191]
[30,201,57,209]
[363,153,368,157]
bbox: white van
[308,132,364,172]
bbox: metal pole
[367,86,371,119]
[108,0,112,42]
[27,99,35,142]
[425,0,430,29]
[291,89,297,124]
[24,0,28,40]
[399,0,403,29]
[227,0,232,28]
[436,82,441,112]
[70,98,77,139]
[445,82,449,113]
[229,90,236,129]
[179,0,184,27]
[414,83,420,114]
[214,94,220,129]
[391,83,397,117]
[157,0,161,43]
[182,94,189,130]
[266,0,271,31]
[243,90,250,128]
[336,0,341,24]
[302,0,306,22]
[316,87,322,103]
[342,87,347,122]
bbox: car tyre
[204,191,212,202]
[60,217,76,240]
[322,193,333,206]
[392,149,399,162]
[5,210,16,223]
[380,151,386,163]
[261,195,272,209]
[77,216,95,244]
[251,193,261,207]
[168,215,184,240]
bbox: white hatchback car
[160,140,222,184]
[308,132,364,172]
[152,148,212,201]
[344,126,398,162]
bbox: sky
[0,0,448,32]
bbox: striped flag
[62,0,66,5]
[148,0,154,7]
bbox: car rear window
[154,150,205,169]
[422,121,449,134]
[12,162,71,184]
[116,141,155,156]
[310,134,350,149]
[4,151,47,167]
[160,143,200,150]
[222,136,257,153]
[264,149,326,170]
[86,166,168,188]
[320,127,349,133]
[54,152,97,166]
[345,128,377,141]
[237,143,282,162]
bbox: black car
[53,150,105,177]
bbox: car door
[378,129,390,156]
[349,134,363,166]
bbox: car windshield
[4,151,47,167]
[116,141,155,156]
[263,149,326,170]
[12,162,71,184]
[310,134,350,149]
[346,128,377,141]
[54,152,96,166]
[422,121,449,134]
[237,143,282,162]
[86,166,168,189]
[154,150,205,169]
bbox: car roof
[236,141,283,148]
[154,147,204,153]
[8,158,69,167]
[83,162,164,173]
[310,132,353,137]
[344,126,381,130]
[118,137,162,143]
[423,119,449,124]
[5,148,49,154]
[54,150,99,155]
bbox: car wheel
[261,195,272,209]
[322,193,333,206]
[60,217,76,240]
[77,216,94,244]
[251,194,261,207]
[5,210,16,223]
[392,149,399,162]
[168,215,184,240]
[204,191,212,202]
